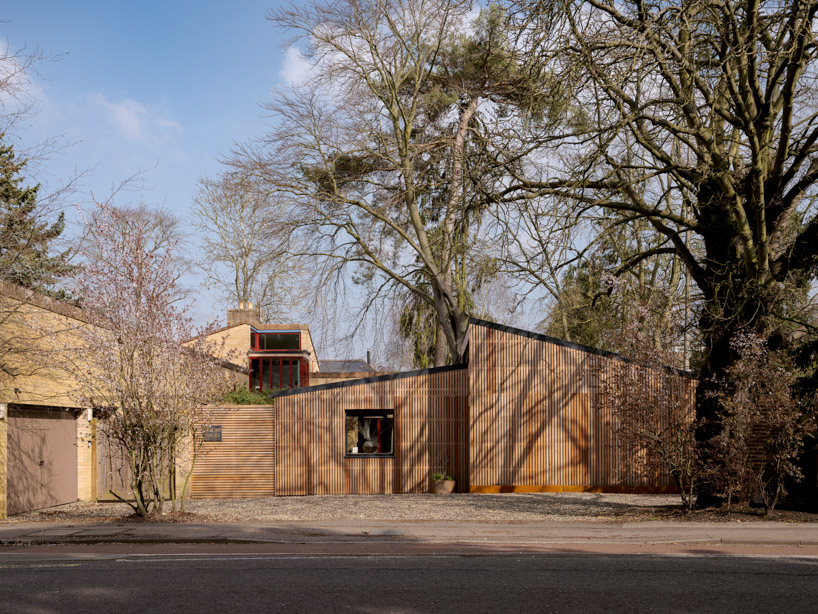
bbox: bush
[710,333,813,514]
[595,314,702,513]
[222,387,276,405]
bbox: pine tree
[0,136,74,296]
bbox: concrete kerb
[2,520,818,549]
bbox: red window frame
[251,330,301,352]
[249,357,304,391]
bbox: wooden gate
[95,421,131,500]
[95,421,175,501]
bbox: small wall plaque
[203,425,222,442]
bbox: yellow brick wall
[76,412,94,502]
[300,328,320,372]
[219,364,246,388]
[206,323,253,364]
[0,292,93,407]
[0,281,93,518]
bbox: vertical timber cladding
[190,405,275,498]
[274,367,469,495]
[468,320,697,492]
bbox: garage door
[7,406,78,515]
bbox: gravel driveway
[6,492,681,524]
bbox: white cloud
[90,93,182,145]
[279,46,314,86]
[0,39,47,121]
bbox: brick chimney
[226,301,262,327]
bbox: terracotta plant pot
[432,479,455,494]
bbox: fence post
[0,402,7,520]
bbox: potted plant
[431,471,455,494]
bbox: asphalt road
[0,551,816,613]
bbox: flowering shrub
[60,201,230,516]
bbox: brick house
[204,304,388,391]
[0,280,94,518]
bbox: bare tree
[498,0,818,499]
[489,196,585,338]
[558,219,691,362]
[56,200,229,517]
[0,40,48,134]
[233,0,559,365]
[192,172,304,321]
[507,0,818,369]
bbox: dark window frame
[251,330,301,352]
[344,409,395,458]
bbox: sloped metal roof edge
[269,363,468,398]
[467,317,698,380]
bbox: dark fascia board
[467,317,698,380]
[248,349,312,358]
[269,363,467,397]
[8,402,82,413]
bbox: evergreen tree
[0,136,73,295]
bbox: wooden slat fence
[191,405,275,498]
[187,320,695,498]
[95,421,133,501]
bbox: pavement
[2,518,817,553]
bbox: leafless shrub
[710,333,814,514]
[596,313,701,512]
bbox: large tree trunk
[434,321,449,367]
[692,182,784,506]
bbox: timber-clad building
[192,318,697,497]
[0,278,696,519]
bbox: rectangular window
[345,410,394,457]
[248,358,303,391]
[250,358,260,390]
[282,360,291,389]
[270,358,280,389]
[253,332,300,351]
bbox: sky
[2,2,529,366]
[2,0,306,325]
